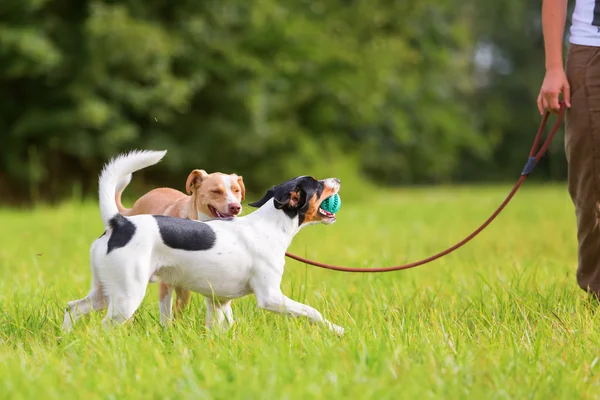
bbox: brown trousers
[565,43,600,295]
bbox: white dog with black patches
[63,150,344,335]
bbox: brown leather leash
[285,102,567,272]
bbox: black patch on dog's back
[153,215,216,251]
[106,214,136,254]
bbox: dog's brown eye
[212,189,223,194]
[233,188,240,192]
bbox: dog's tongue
[208,205,232,219]
[215,208,232,219]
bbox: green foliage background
[0,0,568,204]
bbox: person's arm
[537,0,570,114]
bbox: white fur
[115,173,132,199]
[98,150,167,226]
[63,152,343,336]
[220,175,240,209]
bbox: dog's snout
[323,178,341,189]
[229,203,242,215]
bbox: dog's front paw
[62,319,73,333]
[326,321,344,337]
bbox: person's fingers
[545,92,560,114]
[537,92,544,115]
[551,94,561,113]
[563,82,571,108]
[542,96,553,114]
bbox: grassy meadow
[1,183,599,399]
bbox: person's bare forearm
[538,0,571,113]
[542,0,568,70]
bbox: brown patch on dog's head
[236,176,246,201]
[186,169,209,195]
[248,176,340,226]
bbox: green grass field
[1,184,599,399]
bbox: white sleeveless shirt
[570,0,600,46]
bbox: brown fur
[288,191,301,208]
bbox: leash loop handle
[284,102,566,273]
[521,157,537,176]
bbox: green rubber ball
[320,193,341,214]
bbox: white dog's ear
[186,169,209,195]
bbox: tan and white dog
[114,155,245,315]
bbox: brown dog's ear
[185,169,209,195]
[237,176,246,201]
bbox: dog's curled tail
[98,150,167,227]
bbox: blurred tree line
[0,0,569,204]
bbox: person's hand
[537,67,571,115]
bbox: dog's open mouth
[318,207,336,222]
[208,205,234,219]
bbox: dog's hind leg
[102,285,147,328]
[100,261,150,328]
[62,261,107,332]
[62,290,107,332]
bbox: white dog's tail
[98,150,167,227]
